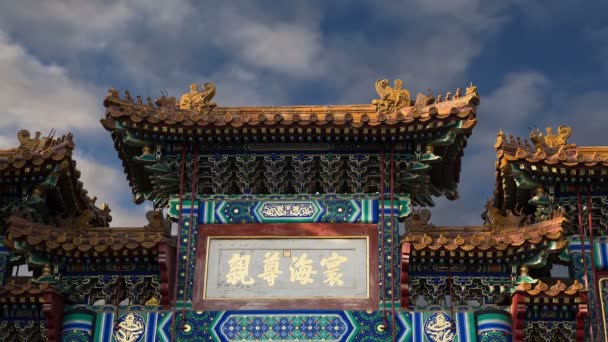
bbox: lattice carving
[0,321,46,342]
[207,154,234,194]
[524,321,575,342]
[263,155,289,194]
[347,155,370,193]
[409,276,511,309]
[235,155,261,194]
[291,155,317,194]
[319,155,345,193]
[57,275,160,306]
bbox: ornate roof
[0,130,75,171]
[514,279,584,297]
[495,126,608,168]
[494,126,608,212]
[4,211,172,255]
[402,210,567,253]
[0,276,60,298]
[101,80,479,206]
[102,81,479,133]
[0,130,111,228]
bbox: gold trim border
[202,235,370,300]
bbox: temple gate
[0,79,604,341]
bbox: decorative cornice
[402,216,567,252]
[0,130,112,228]
[102,82,479,133]
[514,279,584,297]
[495,126,608,168]
[4,215,171,255]
[0,130,75,172]
[0,277,59,297]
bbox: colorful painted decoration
[113,312,146,342]
[423,312,455,342]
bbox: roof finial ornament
[124,90,134,103]
[17,130,41,152]
[372,79,411,114]
[465,82,477,95]
[179,82,217,112]
[494,129,505,148]
[530,125,573,150]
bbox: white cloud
[229,21,323,75]
[74,153,152,227]
[554,91,608,145]
[476,71,549,142]
[0,30,100,131]
[431,71,550,226]
[0,30,150,227]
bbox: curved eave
[4,216,169,255]
[101,90,479,204]
[403,216,567,254]
[103,91,479,131]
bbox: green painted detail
[430,129,456,146]
[123,132,148,146]
[27,252,49,266]
[62,330,91,342]
[419,153,442,162]
[398,195,411,218]
[168,199,199,219]
[408,162,430,172]
[253,200,323,223]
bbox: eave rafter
[101,80,479,207]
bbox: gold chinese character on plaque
[320,252,349,286]
[289,253,317,285]
[225,253,255,285]
[257,251,283,286]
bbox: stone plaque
[193,224,378,310]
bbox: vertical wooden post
[400,243,411,309]
[510,292,525,342]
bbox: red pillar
[159,242,176,309]
[510,293,525,342]
[400,243,411,309]
[42,291,65,342]
[576,293,589,342]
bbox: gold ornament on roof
[17,130,41,151]
[179,82,217,112]
[16,129,58,153]
[530,125,573,150]
[482,199,526,230]
[465,82,477,95]
[372,79,411,114]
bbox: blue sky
[0,0,607,227]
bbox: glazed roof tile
[4,215,171,255]
[515,279,584,297]
[0,130,112,227]
[0,130,75,172]
[102,82,479,133]
[402,216,566,252]
[0,277,58,298]
[495,126,608,168]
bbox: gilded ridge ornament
[482,199,527,230]
[179,82,217,112]
[530,125,573,150]
[15,129,57,152]
[372,79,411,114]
